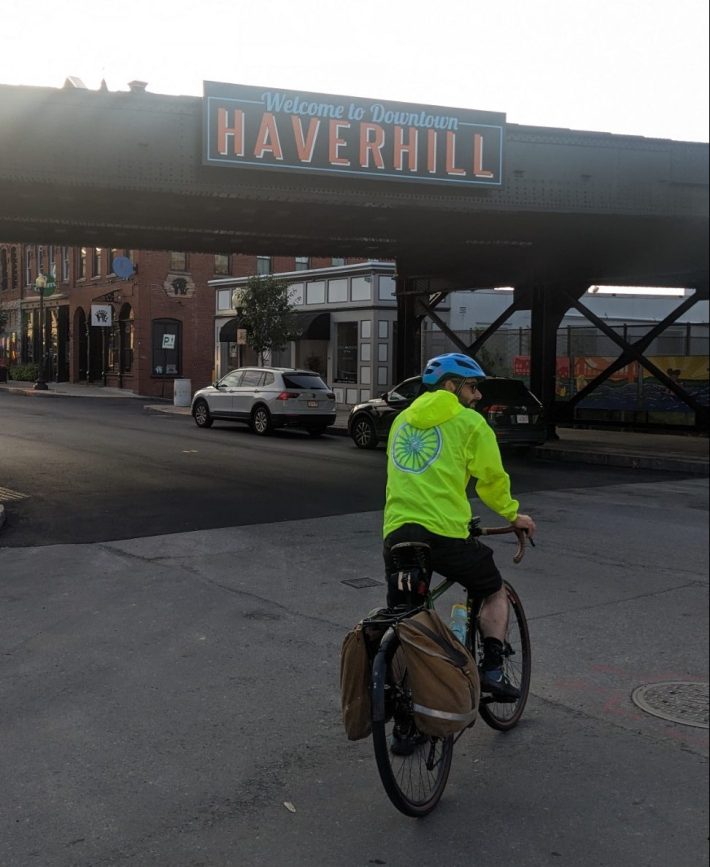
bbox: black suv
[347,376,545,450]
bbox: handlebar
[470,520,535,564]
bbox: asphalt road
[0,392,695,547]
[0,393,708,867]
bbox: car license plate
[516,414,529,424]
[308,400,318,408]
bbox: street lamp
[33,273,49,390]
[232,288,246,369]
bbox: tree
[238,275,297,363]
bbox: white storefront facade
[211,261,437,406]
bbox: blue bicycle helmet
[421,352,486,386]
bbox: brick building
[0,244,359,397]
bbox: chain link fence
[422,322,709,422]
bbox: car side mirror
[386,393,407,407]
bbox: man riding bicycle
[383,352,536,703]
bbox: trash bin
[173,378,192,407]
[0,367,8,383]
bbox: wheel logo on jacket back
[391,423,442,473]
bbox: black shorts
[383,523,503,599]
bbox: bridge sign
[203,81,504,188]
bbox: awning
[218,317,244,342]
[292,311,331,340]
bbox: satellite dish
[112,256,135,278]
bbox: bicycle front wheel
[475,580,531,731]
[371,630,453,818]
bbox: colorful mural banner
[643,356,709,381]
[514,355,709,383]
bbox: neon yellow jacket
[383,390,519,539]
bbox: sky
[1,0,708,143]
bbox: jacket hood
[402,390,463,429]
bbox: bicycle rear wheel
[371,630,453,817]
[474,580,531,731]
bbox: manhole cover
[341,577,381,589]
[632,681,708,729]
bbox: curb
[0,384,149,400]
[532,445,709,476]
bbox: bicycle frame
[368,529,533,816]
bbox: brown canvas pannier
[396,608,480,738]
[340,609,391,740]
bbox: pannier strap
[407,620,470,668]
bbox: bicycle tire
[371,630,453,817]
[474,580,531,731]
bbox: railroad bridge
[1,81,707,428]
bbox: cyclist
[383,352,536,705]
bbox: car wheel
[351,415,378,449]
[307,426,328,437]
[251,405,273,436]
[192,399,213,428]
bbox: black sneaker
[390,731,428,756]
[479,667,520,702]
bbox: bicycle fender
[371,627,397,724]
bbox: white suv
[191,367,337,436]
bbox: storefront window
[335,322,358,383]
[288,283,304,305]
[351,276,371,301]
[378,275,396,300]
[217,289,233,310]
[306,280,325,304]
[107,305,134,373]
[328,278,347,303]
[152,318,181,376]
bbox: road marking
[181,450,199,454]
[0,486,29,502]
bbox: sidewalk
[0,379,144,399]
[1,379,707,476]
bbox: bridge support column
[529,286,568,440]
[395,276,422,382]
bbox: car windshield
[282,372,329,390]
[389,377,422,401]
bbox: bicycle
[364,521,532,817]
